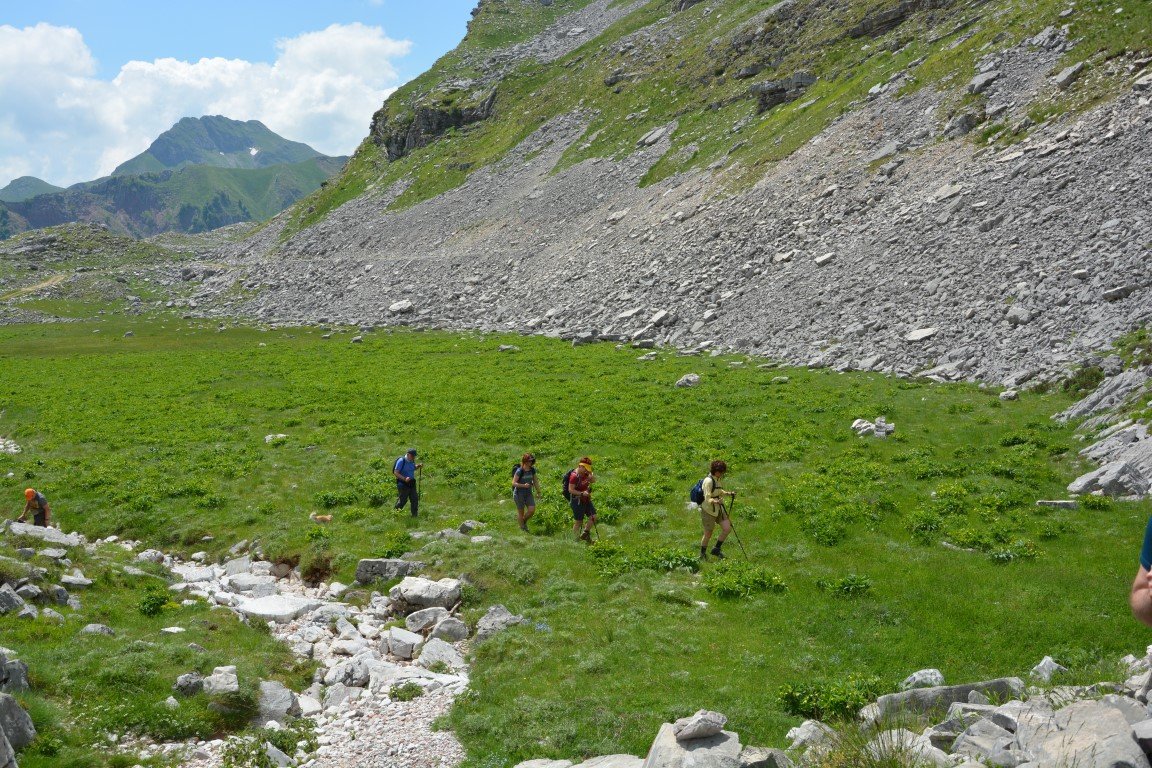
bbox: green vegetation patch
[0,322,1149,766]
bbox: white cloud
[0,22,411,187]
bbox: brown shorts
[701,507,728,534]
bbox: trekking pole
[725,496,748,559]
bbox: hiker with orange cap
[18,488,50,527]
[567,457,597,543]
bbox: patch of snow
[249,147,259,156]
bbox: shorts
[701,507,728,535]
[570,496,596,521]
[514,488,535,508]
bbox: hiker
[393,448,422,517]
[699,460,736,559]
[1131,515,1152,627]
[513,453,541,531]
[568,457,596,542]
[18,488,50,527]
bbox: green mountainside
[112,115,325,176]
[0,176,65,203]
[1,155,345,238]
[290,0,1150,234]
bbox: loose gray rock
[738,746,792,768]
[417,638,466,671]
[644,722,742,768]
[1068,460,1150,497]
[173,672,204,696]
[951,719,1014,762]
[257,680,301,724]
[356,558,420,585]
[203,665,240,695]
[475,604,526,641]
[1030,655,1069,683]
[675,373,701,388]
[0,585,24,615]
[0,692,36,750]
[901,668,945,690]
[868,678,1025,720]
[431,617,470,642]
[673,710,728,741]
[406,607,450,633]
[80,623,114,636]
[1028,698,1149,767]
[386,627,425,660]
[388,577,462,611]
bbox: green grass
[1,319,1149,765]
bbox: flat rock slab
[355,558,422,584]
[6,522,81,546]
[644,723,742,768]
[171,563,216,583]
[235,595,324,623]
[574,756,643,768]
[872,677,1024,719]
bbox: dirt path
[0,273,67,301]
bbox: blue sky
[0,1,478,187]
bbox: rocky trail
[9,517,1152,767]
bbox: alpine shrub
[390,681,424,701]
[778,675,883,720]
[137,584,170,617]
[702,561,787,598]
[816,574,873,598]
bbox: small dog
[309,512,333,524]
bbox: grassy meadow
[1,317,1150,766]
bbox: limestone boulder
[355,558,422,584]
[417,638,466,671]
[257,680,301,724]
[673,710,727,741]
[0,692,36,749]
[405,606,450,633]
[388,577,461,611]
[475,604,526,641]
[643,722,741,768]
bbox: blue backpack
[689,476,708,504]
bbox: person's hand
[416,463,424,469]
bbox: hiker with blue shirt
[513,453,541,532]
[393,448,422,517]
[1131,515,1152,627]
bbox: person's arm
[533,474,542,493]
[568,476,580,498]
[16,500,29,522]
[394,460,408,483]
[43,503,50,524]
[1132,568,1152,628]
[513,468,524,489]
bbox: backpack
[561,469,575,500]
[689,476,708,505]
[512,464,523,479]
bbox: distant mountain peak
[0,176,65,203]
[111,115,324,177]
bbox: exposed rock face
[373,90,499,162]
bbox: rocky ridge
[187,13,1152,387]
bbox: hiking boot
[519,522,529,532]
[710,546,725,559]
[579,530,592,543]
